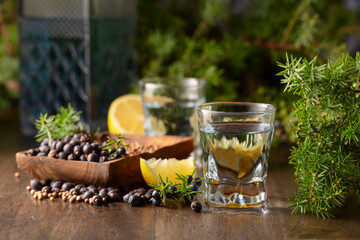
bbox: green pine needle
[102,134,129,157]
[278,53,360,218]
[35,104,83,145]
[149,168,203,205]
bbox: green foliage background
[135,0,359,141]
[137,0,359,102]
[0,0,359,133]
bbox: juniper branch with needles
[174,168,203,202]
[35,113,56,146]
[277,53,360,218]
[103,134,129,157]
[35,104,83,146]
[150,168,203,204]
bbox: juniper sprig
[277,53,360,218]
[149,168,203,204]
[102,134,129,157]
[35,104,83,145]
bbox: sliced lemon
[148,116,167,136]
[107,94,144,135]
[140,156,195,185]
[143,94,174,104]
[208,135,263,179]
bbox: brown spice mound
[125,142,160,156]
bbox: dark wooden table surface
[0,110,359,240]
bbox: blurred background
[0,0,359,148]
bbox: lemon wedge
[140,156,195,185]
[107,94,144,135]
[208,135,263,179]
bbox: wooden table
[0,112,359,239]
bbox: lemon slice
[148,116,167,136]
[209,135,263,179]
[140,156,195,185]
[107,94,144,135]
[143,94,174,104]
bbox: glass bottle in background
[18,0,137,135]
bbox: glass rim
[196,102,276,115]
[139,77,206,88]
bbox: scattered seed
[42,186,51,193]
[128,195,141,207]
[137,188,146,195]
[191,201,202,213]
[152,198,161,206]
[62,182,74,191]
[82,191,95,200]
[14,172,20,178]
[26,179,124,207]
[108,191,121,202]
[30,179,42,190]
[123,193,132,202]
[152,190,160,200]
[125,142,160,156]
[91,195,103,206]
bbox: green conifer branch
[278,53,360,218]
[35,104,83,144]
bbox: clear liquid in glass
[199,121,274,208]
[142,101,198,137]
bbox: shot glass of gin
[196,102,275,208]
[140,78,206,137]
